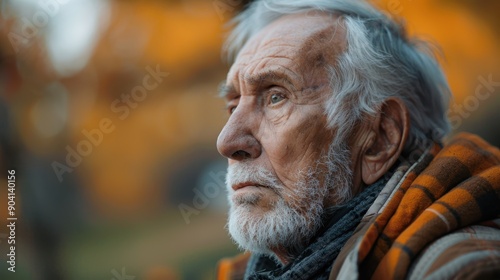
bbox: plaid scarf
[331,132,500,279]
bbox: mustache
[226,163,283,193]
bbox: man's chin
[226,200,322,257]
[227,209,275,254]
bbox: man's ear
[361,98,409,185]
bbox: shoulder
[408,223,500,280]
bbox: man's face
[217,13,350,254]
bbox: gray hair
[224,0,451,151]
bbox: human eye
[228,105,237,115]
[267,88,287,106]
[270,93,285,104]
[226,97,239,115]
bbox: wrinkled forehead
[232,12,346,71]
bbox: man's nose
[216,109,261,161]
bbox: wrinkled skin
[217,12,409,263]
[217,13,349,209]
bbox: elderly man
[215,1,500,279]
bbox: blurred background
[0,0,498,279]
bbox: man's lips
[232,182,265,191]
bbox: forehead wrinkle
[228,12,346,101]
[237,40,301,75]
[246,50,304,89]
[239,42,298,60]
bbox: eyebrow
[218,81,235,98]
[248,71,296,90]
[218,70,298,99]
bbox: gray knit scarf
[243,174,389,280]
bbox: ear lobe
[361,98,409,185]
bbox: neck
[272,247,292,265]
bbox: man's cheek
[263,102,295,125]
[273,163,300,188]
[264,110,290,127]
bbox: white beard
[225,142,353,257]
